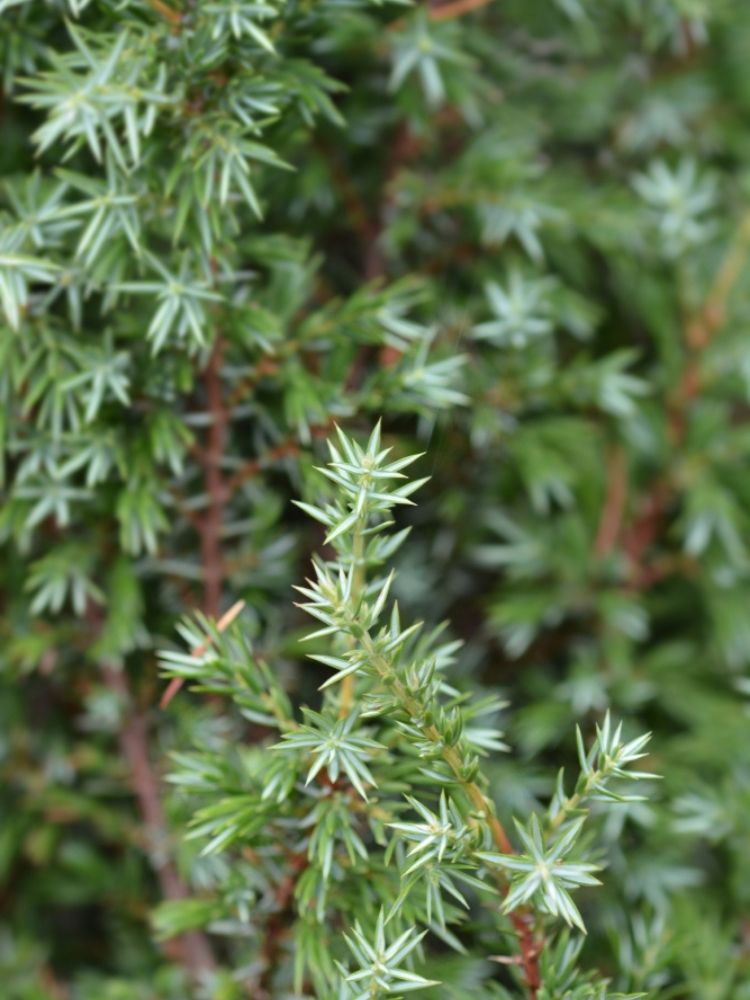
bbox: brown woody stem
[359,632,542,997]
[147,0,182,27]
[101,663,216,979]
[430,0,494,21]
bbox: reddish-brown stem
[147,0,182,27]
[101,663,216,978]
[456,754,540,997]
[226,355,280,409]
[511,914,541,999]
[608,211,750,585]
[621,479,670,579]
[594,444,627,558]
[430,0,494,21]
[39,967,69,1000]
[225,422,333,495]
[162,338,232,707]
[160,598,246,709]
[669,211,750,440]
[201,337,228,619]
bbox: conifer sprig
[6,1,739,996]
[160,424,657,998]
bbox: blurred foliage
[2,0,750,996]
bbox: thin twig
[443,741,540,997]
[594,445,627,558]
[338,516,365,719]
[201,337,228,619]
[227,437,299,493]
[160,598,246,708]
[225,423,332,495]
[430,0,494,21]
[670,210,750,440]
[167,487,204,532]
[101,663,216,979]
[226,355,280,409]
[696,211,750,342]
[361,631,541,997]
[147,0,182,27]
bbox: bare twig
[594,445,627,558]
[670,210,750,441]
[160,598,246,709]
[430,0,494,21]
[147,0,182,28]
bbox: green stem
[548,769,604,832]
[356,630,542,996]
[358,632,513,854]
[339,515,366,718]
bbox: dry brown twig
[594,444,627,558]
[147,0,182,27]
[159,598,246,708]
[430,0,495,21]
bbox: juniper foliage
[2,0,750,998]
[159,424,655,998]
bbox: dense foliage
[3,0,750,997]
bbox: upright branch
[293,424,543,994]
[594,444,627,558]
[159,424,654,998]
[162,338,232,707]
[289,424,655,997]
[355,622,542,994]
[200,337,228,618]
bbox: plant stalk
[358,631,541,997]
[339,516,366,718]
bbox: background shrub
[2,1,750,997]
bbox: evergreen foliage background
[2,0,750,997]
